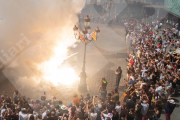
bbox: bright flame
[38,29,79,86]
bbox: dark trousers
[116,76,121,87]
[135,114,142,120]
[175,84,179,94]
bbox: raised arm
[98,86,101,93]
[92,96,95,108]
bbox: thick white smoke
[0,0,85,100]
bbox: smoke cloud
[0,0,85,100]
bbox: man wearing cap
[115,66,122,88]
[165,96,176,120]
[60,105,68,116]
[68,102,72,117]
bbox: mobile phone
[44,92,46,95]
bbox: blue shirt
[165,101,176,115]
[128,80,136,85]
[94,107,101,120]
[87,97,92,101]
[175,30,178,34]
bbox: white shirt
[155,86,163,96]
[141,103,149,115]
[137,50,141,54]
[90,113,97,120]
[130,76,135,81]
[155,25,158,29]
[103,113,113,120]
[68,107,71,115]
[28,104,33,108]
[28,114,32,120]
[115,105,121,114]
[33,112,37,120]
[19,111,28,120]
[167,65,172,69]
[27,113,37,120]
[156,48,161,52]
[140,83,146,88]
[42,111,47,119]
[141,69,147,77]
[1,109,6,117]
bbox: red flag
[79,32,86,43]
[92,30,96,41]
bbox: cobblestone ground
[85,23,128,98]
[65,22,129,102]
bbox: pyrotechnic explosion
[1,0,85,99]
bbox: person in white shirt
[176,41,179,48]
[152,33,156,39]
[27,109,33,120]
[90,109,97,120]
[141,67,147,77]
[130,74,135,81]
[155,83,164,96]
[163,41,168,52]
[101,109,113,120]
[175,23,179,28]
[32,111,38,120]
[155,24,158,30]
[19,108,28,120]
[42,107,48,120]
[140,80,147,89]
[115,101,121,115]
[168,49,172,55]
[0,108,6,118]
[67,103,72,118]
[141,100,149,118]
[27,109,37,120]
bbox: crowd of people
[121,16,179,120]
[0,12,180,120]
[0,88,120,120]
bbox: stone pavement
[68,22,128,98]
[0,22,129,105]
